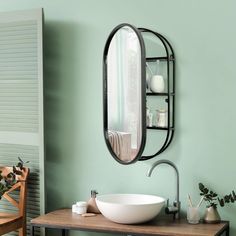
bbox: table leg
[225,226,229,236]
[62,229,68,236]
[30,225,35,236]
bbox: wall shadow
[43,20,80,212]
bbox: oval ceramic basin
[96,194,165,224]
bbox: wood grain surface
[30,209,229,236]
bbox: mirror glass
[104,24,146,164]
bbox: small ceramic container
[150,75,165,93]
[75,201,87,214]
[156,109,167,127]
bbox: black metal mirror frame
[103,23,147,165]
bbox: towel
[108,130,131,161]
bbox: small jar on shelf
[156,109,168,127]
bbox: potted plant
[199,183,236,223]
[0,157,28,200]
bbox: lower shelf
[147,126,174,130]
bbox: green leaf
[218,198,224,207]
[203,187,209,194]
[224,195,230,203]
[230,196,235,203]
[212,193,218,197]
[199,183,205,191]
[232,191,236,200]
[18,156,23,164]
[16,162,23,169]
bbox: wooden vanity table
[30,209,229,236]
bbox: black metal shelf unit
[138,28,175,161]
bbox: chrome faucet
[147,159,181,220]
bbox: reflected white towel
[108,130,131,161]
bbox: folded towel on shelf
[108,130,131,161]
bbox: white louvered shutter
[0,9,44,236]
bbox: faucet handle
[173,200,181,208]
[166,198,169,207]
[165,206,178,213]
[165,198,178,218]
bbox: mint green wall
[0,0,235,235]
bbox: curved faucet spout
[147,159,180,220]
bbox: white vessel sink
[96,194,165,224]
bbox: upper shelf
[146,92,175,96]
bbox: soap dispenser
[87,190,101,214]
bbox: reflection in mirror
[104,25,146,164]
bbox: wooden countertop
[30,209,229,236]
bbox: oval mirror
[103,23,146,164]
